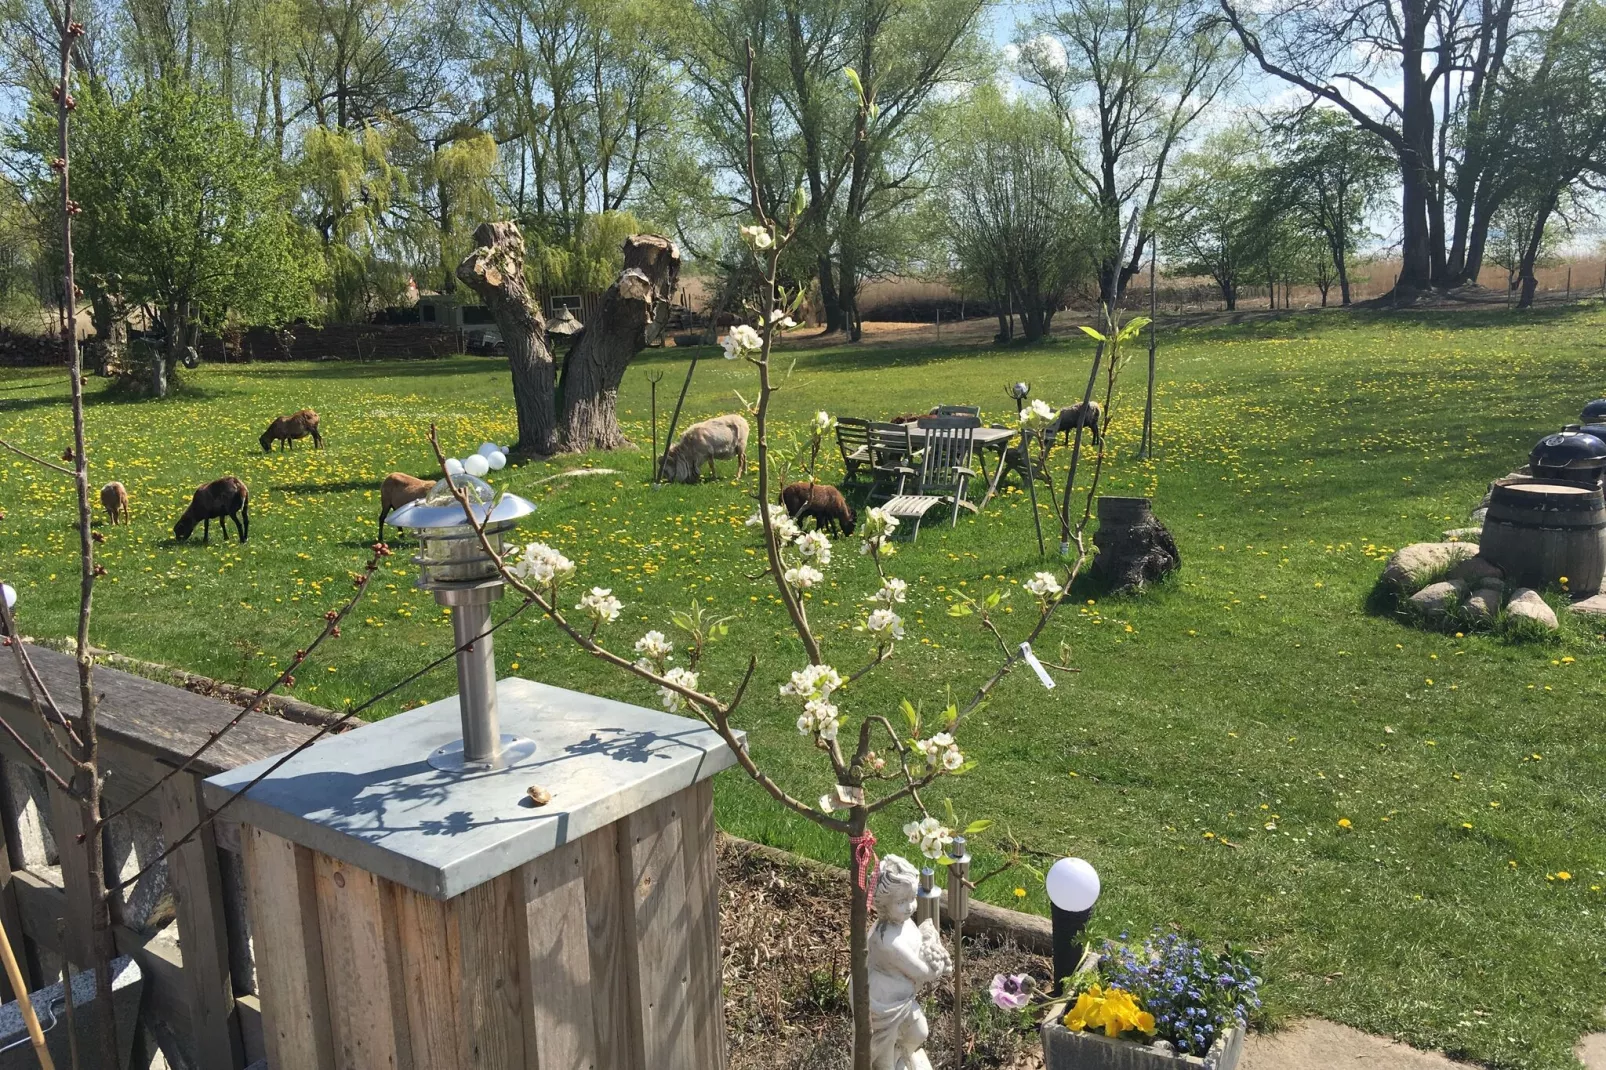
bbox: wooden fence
[0,645,324,1069]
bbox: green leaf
[984,590,1003,608]
[843,66,865,102]
[941,703,958,728]
[900,698,920,734]
[935,855,954,867]
[951,759,978,776]
[1078,325,1107,342]
[790,185,807,219]
[943,798,959,824]
[947,603,973,617]
[964,819,995,835]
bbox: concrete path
[1241,1020,1606,1069]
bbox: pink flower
[990,973,1033,1010]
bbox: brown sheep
[1050,401,1103,445]
[174,476,249,544]
[260,409,323,452]
[780,482,856,536]
[660,414,749,484]
[378,472,434,542]
[99,481,129,525]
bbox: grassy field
[4,306,1606,1068]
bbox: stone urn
[1042,1018,1245,1070]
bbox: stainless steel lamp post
[388,472,538,772]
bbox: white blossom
[871,577,908,605]
[917,732,963,773]
[784,564,824,590]
[942,747,965,771]
[747,504,801,543]
[633,630,674,672]
[1024,571,1063,600]
[797,698,841,741]
[859,507,900,556]
[509,542,575,587]
[768,309,798,329]
[863,608,905,642]
[813,410,836,434]
[722,324,763,360]
[903,816,955,860]
[658,666,699,712]
[576,587,622,624]
[795,530,832,564]
[780,664,842,701]
[863,750,887,772]
[739,223,774,250]
[1020,398,1056,431]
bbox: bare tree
[1024,0,1241,308]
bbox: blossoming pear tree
[420,43,1136,1070]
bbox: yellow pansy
[1064,985,1156,1038]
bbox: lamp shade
[1046,857,1100,912]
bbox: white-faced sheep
[174,476,249,544]
[100,481,130,525]
[261,409,323,451]
[378,472,434,542]
[660,414,749,484]
[780,482,856,536]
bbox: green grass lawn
[5,306,1606,1068]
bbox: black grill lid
[1583,399,1606,422]
[1565,424,1606,448]
[1531,430,1606,470]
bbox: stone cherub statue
[865,854,952,1070]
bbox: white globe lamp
[1046,857,1100,990]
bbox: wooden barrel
[1480,478,1606,595]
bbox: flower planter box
[1042,1018,1245,1070]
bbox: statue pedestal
[205,677,738,1070]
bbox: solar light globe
[1046,857,1100,912]
[1,583,14,611]
[1009,381,1031,401]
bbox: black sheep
[174,476,250,544]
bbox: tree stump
[1091,497,1180,593]
[559,234,680,452]
[457,221,556,455]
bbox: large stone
[1506,587,1559,630]
[1409,579,1466,617]
[1569,593,1606,617]
[1447,554,1502,584]
[1382,542,1478,592]
[1465,586,1503,620]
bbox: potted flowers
[995,931,1259,1070]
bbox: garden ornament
[865,854,952,1070]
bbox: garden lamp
[946,836,972,924]
[1008,381,1031,409]
[0,583,14,638]
[1046,856,1100,990]
[917,865,942,928]
[388,471,537,773]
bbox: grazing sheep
[660,414,749,484]
[378,472,434,542]
[174,476,249,544]
[260,409,323,452]
[890,413,930,425]
[100,481,129,525]
[1049,401,1103,445]
[781,481,856,536]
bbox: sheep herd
[90,408,436,547]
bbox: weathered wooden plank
[240,827,334,1070]
[315,851,411,1070]
[0,762,33,1001]
[580,822,638,1070]
[620,795,696,1069]
[0,644,316,776]
[159,771,245,1069]
[455,872,526,1070]
[389,879,464,1070]
[46,781,96,967]
[517,836,598,1070]
[679,780,726,1070]
[236,994,267,1067]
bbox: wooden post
[1139,240,1157,460]
[158,773,245,1069]
[656,356,700,485]
[0,910,53,1070]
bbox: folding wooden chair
[867,422,917,503]
[836,417,872,484]
[882,417,978,542]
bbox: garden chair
[867,422,917,503]
[882,417,978,542]
[995,423,1055,488]
[836,417,872,485]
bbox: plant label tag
[1019,642,1055,690]
[835,784,865,807]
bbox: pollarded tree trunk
[457,221,557,455]
[559,234,681,452]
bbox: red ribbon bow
[850,830,879,893]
